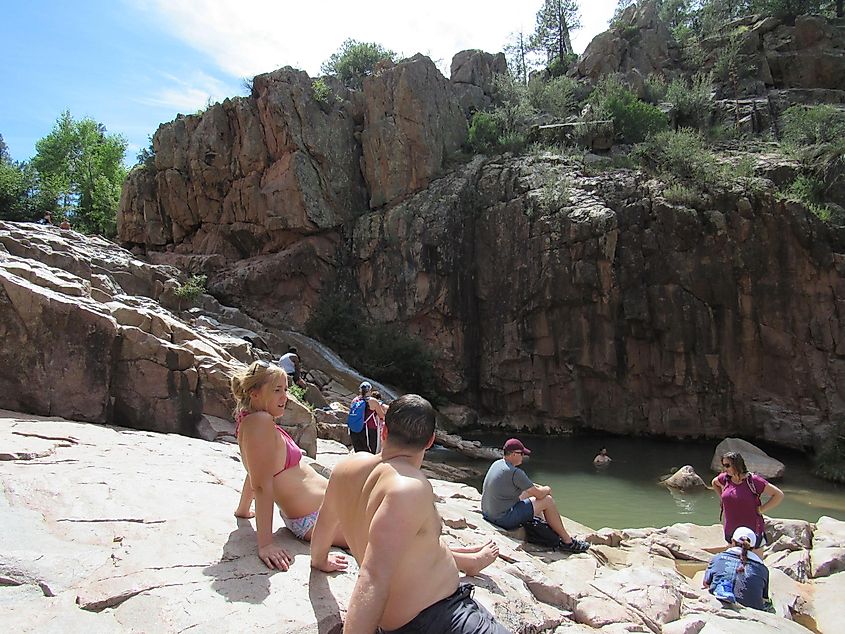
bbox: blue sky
[1,0,616,166]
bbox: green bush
[547,53,579,77]
[663,183,699,206]
[643,75,668,104]
[634,128,725,188]
[288,383,307,402]
[814,419,845,483]
[468,77,531,155]
[665,73,713,129]
[306,295,439,400]
[782,175,831,220]
[589,77,668,143]
[781,105,845,148]
[540,171,571,210]
[468,112,503,153]
[527,76,578,118]
[173,275,207,303]
[311,78,334,105]
[320,39,396,89]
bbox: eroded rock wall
[352,156,845,447]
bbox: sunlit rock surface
[2,410,842,632]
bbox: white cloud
[138,71,236,113]
[129,0,617,80]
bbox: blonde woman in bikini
[231,360,347,571]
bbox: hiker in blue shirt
[704,526,772,611]
[347,381,386,453]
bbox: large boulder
[764,15,845,90]
[120,68,367,254]
[710,438,786,479]
[361,54,468,209]
[450,49,508,114]
[575,1,680,82]
[661,465,707,490]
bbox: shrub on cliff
[634,128,722,186]
[320,39,396,89]
[782,104,845,148]
[306,295,439,400]
[665,73,713,129]
[173,275,207,306]
[589,77,668,143]
[780,105,845,222]
[527,76,578,118]
[814,419,845,483]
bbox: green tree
[0,133,60,223]
[320,39,397,89]
[0,134,9,163]
[504,30,535,85]
[31,111,127,236]
[533,0,582,68]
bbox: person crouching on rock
[481,438,590,553]
[704,526,772,611]
[230,360,348,570]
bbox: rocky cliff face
[353,154,845,447]
[117,26,845,449]
[0,221,319,449]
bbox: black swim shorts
[380,583,510,634]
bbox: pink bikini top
[234,409,303,475]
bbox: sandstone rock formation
[575,1,680,83]
[362,54,468,209]
[116,28,845,452]
[450,49,508,115]
[351,153,845,447]
[2,410,842,632]
[0,222,315,451]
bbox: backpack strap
[746,473,760,498]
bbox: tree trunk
[561,17,573,56]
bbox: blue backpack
[347,397,367,433]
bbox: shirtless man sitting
[311,394,508,634]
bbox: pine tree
[533,0,582,66]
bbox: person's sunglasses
[249,359,273,375]
[721,462,732,468]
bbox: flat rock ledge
[1,410,842,633]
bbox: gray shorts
[379,583,510,634]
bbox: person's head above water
[383,394,435,450]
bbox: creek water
[427,432,845,531]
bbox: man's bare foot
[234,509,255,519]
[454,540,499,576]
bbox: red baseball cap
[503,438,531,455]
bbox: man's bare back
[311,394,507,634]
[317,451,459,630]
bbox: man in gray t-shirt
[481,438,589,553]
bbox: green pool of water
[427,432,845,530]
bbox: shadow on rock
[202,518,277,604]
[308,567,344,634]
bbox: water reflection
[667,488,697,516]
